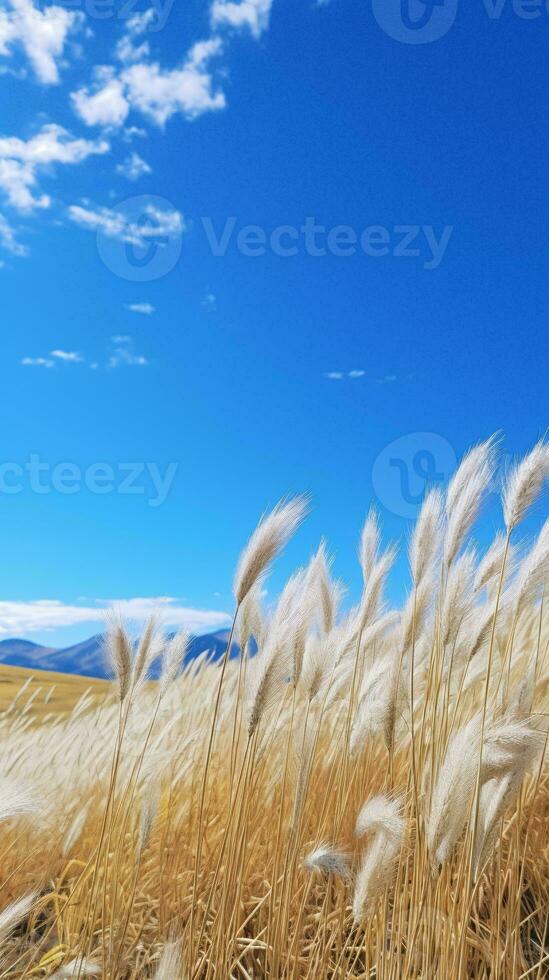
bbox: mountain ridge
[0,630,235,679]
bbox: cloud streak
[325,369,365,380]
[0,597,231,636]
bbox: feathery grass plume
[238,582,264,651]
[427,716,542,870]
[353,795,405,922]
[138,783,160,856]
[245,631,292,738]
[304,843,351,881]
[503,440,549,532]
[441,547,477,648]
[328,612,399,712]
[382,646,408,752]
[105,616,132,702]
[474,721,542,876]
[233,495,309,604]
[300,632,337,702]
[399,574,434,656]
[159,630,189,698]
[359,508,380,583]
[473,774,513,879]
[513,519,549,617]
[0,778,36,823]
[271,565,311,687]
[444,436,498,567]
[409,488,443,587]
[454,595,500,669]
[507,658,537,719]
[309,541,340,635]
[0,891,36,944]
[132,615,159,687]
[350,655,393,754]
[426,715,482,868]
[50,960,100,978]
[356,543,398,634]
[474,532,514,594]
[481,719,543,781]
[154,940,183,980]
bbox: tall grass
[0,437,548,978]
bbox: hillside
[0,662,109,719]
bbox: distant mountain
[0,629,237,679]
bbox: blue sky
[0,0,547,647]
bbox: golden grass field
[0,436,547,979]
[0,665,107,721]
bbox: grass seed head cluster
[0,436,548,978]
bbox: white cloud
[107,334,148,368]
[376,375,397,384]
[0,0,81,84]
[325,369,366,380]
[115,151,151,181]
[0,597,231,636]
[0,212,27,255]
[0,124,109,211]
[21,356,54,367]
[122,125,147,143]
[71,68,130,127]
[68,199,184,247]
[211,0,273,38]
[72,38,225,129]
[115,9,155,64]
[50,349,83,362]
[126,302,155,315]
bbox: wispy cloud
[21,356,54,368]
[0,213,28,256]
[126,302,155,315]
[115,151,151,181]
[0,124,109,212]
[107,334,148,368]
[50,349,83,363]
[376,375,397,384]
[201,291,216,312]
[0,597,231,636]
[325,369,365,380]
[68,200,184,247]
